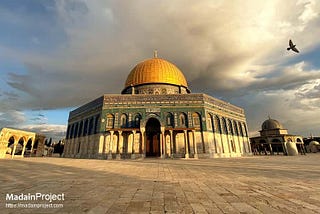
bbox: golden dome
[124,57,188,88]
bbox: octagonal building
[63,55,252,159]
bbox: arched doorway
[146,118,161,157]
[15,138,24,155]
[25,138,33,156]
[7,136,15,155]
[271,139,284,155]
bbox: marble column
[170,130,174,158]
[184,130,189,159]
[160,127,165,158]
[107,131,114,160]
[11,143,17,159]
[131,131,136,159]
[116,131,122,160]
[141,128,146,158]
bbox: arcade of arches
[0,128,45,158]
[64,111,251,159]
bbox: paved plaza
[1,155,320,214]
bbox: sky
[1,0,320,140]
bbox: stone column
[131,131,136,159]
[184,130,189,159]
[116,131,122,160]
[21,141,27,157]
[237,134,242,154]
[218,117,225,154]
[160,127,165,158]
[160,132,163,158]
[11,143,17,159]
[141,128,146,158]
[167,134,171,157]
[213,130,218,154]
[269,143,273,155]
[170,130,174,158]
[103,133,108,158]
[225,123,231,154]
[107,131,114,160]
[97,134,104,159]
[192,131,198,158]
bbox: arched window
[7,136,15,154]
[88,118,94,135]
[78,121,83,137]
[134,113,142,127]
[166,113,174,127]
[228,119,234,135]
[238,122,244,136]
[94,114,100,134]
[120,114,128,128]
[69,124,74,139]
[179,113,188,127]
[192,112,201,128]
[214,116,221,134]
[221,117,228,134]
[243,123,248,137]
[74,123,79,138]
[233,121,239,136]
[231,140,236,152]
[84,119,89,136]
[11,137,25,155]
[26,138,33,151]
[106,114,114,129]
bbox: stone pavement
[0,154,320,214]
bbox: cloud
[295,80,320,99]
[297,0,319,24]
[1,0,320,136]
[21,124,67,141]
[0,110,26,127]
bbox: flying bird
[287,39,299,53]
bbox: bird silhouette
[287,39,299,53]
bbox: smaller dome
[309,141,320,146]
[262,118,283,130]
